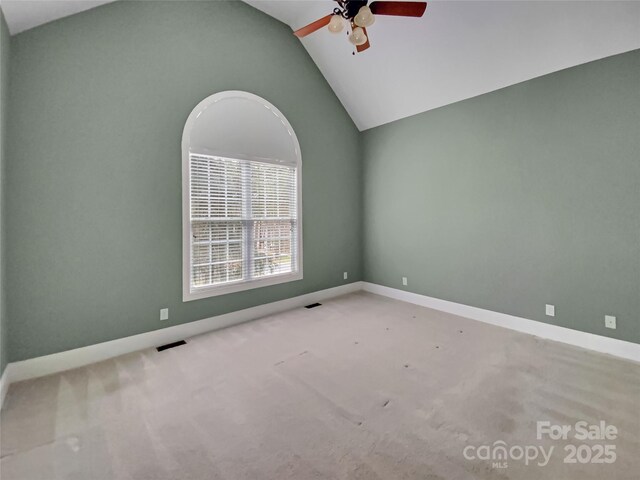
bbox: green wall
[3,1,638,365]
[6,1,362,362]
[0,11,8,375]
[363,50,640,344]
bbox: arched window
[182,91,302,301]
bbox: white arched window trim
[182,91,303,301]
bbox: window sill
[183,271,303,302]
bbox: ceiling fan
[293,1,427,53]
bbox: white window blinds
[189,154,299,292]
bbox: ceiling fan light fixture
[354,6,375,27]
[292,1,428,53]
[348,26,368,46]
[327,14,345,33]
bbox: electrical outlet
[545,304,555,317]
[343,272,348,280]
[402,277,408,286]
[605,315,616,329]
[160,308,169,321]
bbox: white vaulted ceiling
[247,0,640,130]
[1,1,639,130]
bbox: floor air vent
[305,303,322,309]
[157,340,187,352]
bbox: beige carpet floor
[1,292,639,479]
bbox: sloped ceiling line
[2,0,640,130]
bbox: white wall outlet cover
[605,315,616,329]
[160,308,169,321]
[545,304,555,317]
[402,277,408,286]
[343,272,348,280]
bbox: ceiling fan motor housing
[338,0,369,20]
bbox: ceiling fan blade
[293,14,333,38]
[369,1,427,17]
[356,27,371,53]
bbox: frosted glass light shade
[354,6,375,27]
[328,15,345,33]
[348,26,368,46]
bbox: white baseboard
[1,281,363,408]
[362,282,640,363]
[0,366,9,409]
[3,279,638,411]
